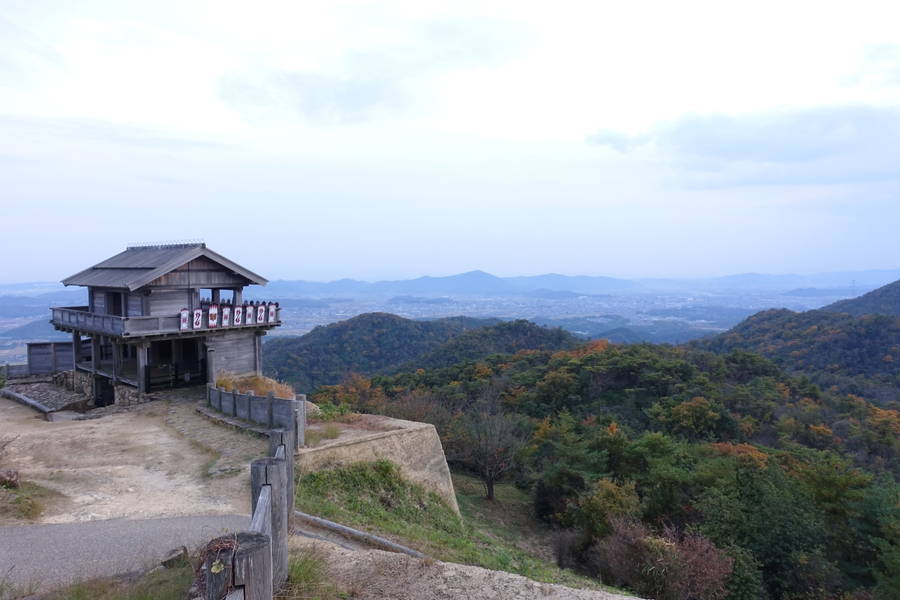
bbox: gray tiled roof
[62,243,268,290]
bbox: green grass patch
[277,546,343,600]
[294,461,613,591]
[0,481,61,521]
[41,564,193,600]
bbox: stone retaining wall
[114,384,154,407]
[296,418,460,515]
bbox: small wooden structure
[50,243,281,406]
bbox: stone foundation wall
[114,384,153,407]
[52,370,94,403]
[296,419,460,514]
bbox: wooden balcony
[51,304,281,339]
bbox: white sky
[1,0,899,282]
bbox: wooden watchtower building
[50,242,281,406]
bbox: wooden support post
[233,288,243,307]
[253,333,263,376]
[136,342,149,393]
[212,289,221,304]
[112,341,121,384]
[232,531,273,600]
[72,333,81,370]
[91,336,100,374]
[251,456,288,588]
[207,347,216,386]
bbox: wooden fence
[207,384,306,447]
[200,428,296,599]
[2,341,87,379]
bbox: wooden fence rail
[201,428,296,599]
[207,385,306,448]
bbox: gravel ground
[4,381,87,411]
[291,537,638,600]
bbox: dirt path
[290,537,636,600]
[0,393,265,525]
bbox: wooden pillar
[233,287,243,306]
[72,333,81,369]
[112,341,121,384]
[207,346,216,385]
[254,332,264,376]
[91,335,100,374]
[211,289,220,303]
[137,342,149,393]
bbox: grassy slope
[294,460,623,593]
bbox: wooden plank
[232,531,273,600]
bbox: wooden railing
[50,305,281,338]
[200,429,295,599]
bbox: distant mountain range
[258,268,900,298]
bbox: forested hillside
[693,309,900,404]
[825,278,900,316]
[314,342,900,600]
[390,320,578,373]
[264,313,576,393]
[263,313,495,392]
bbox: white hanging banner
[244,305,254,325]
[257,304,266,323]
[267,303,276,323]
[192,308,203,329]
[180,309,190,331]
[208,304,219,328]
[233,305,243,326]
[221,305,231,327]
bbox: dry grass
[215,371,294,399]
[0,481,61,522]
[276,546,345,600]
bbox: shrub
[215,371,294,399]
[577,478,640,537]
[591,518,733,600]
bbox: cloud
[0,18,65,87]
[588,105,900,186]
[0,115,225,150]
[219,17,529,124]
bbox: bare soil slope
[291,537,635,600]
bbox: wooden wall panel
[127,293,144,316]
[147,290,191,315]
[207,330,256,375]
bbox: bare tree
[449,381,527,500]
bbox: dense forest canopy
[692,309,900,405]
[313,342,900,600]
[263,313,575,392]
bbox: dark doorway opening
[94,375,115,407]
[147,337,207,390]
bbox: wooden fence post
[202,535,237,600]
[269,430,294,514]
[232,531,273,600]
[295,394,306,449]
[251,455,288,589]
